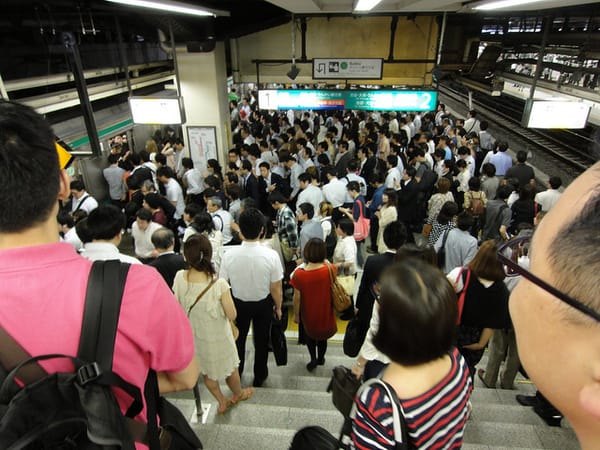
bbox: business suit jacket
[148,252,186,289]
[359,156,377,185]
[335,152,353,179]
[258,172,285,217]
[243,173,262,211]
[397,178,421,229]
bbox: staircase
[166,337,579,450]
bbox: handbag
[269,315,288,366]
[290,426,338,450]
[353,200,370,242]
[280,238,295,263]
[327,263,352,314]
[326,366,361,419]
[422,223,432,237]
[145,371,203,450]
[343,317,365,358]
[337,274,355,297]
[455,267,472,325]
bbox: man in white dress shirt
[219,208,283,387]
[296,173,324,215]
[207,196,233,245]
[69,179,98,216]
[131,208,163,262]
[81,205,141,264]
[534,176,563,212]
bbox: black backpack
[0,261,144,449]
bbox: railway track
[438,82,596,175]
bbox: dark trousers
[369,215,379,251]
[234,297,272,383]
[306,337,327,363]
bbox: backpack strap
[456,268,472,325]
[74,195,91,212]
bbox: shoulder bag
[187,276,238,340]
[353,200,370,242]
[454,267,472,325]
[327,263,352,314]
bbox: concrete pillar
[177,42,230,167]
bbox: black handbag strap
[144,369,162,450]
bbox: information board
[129,97,185,124]
[312,58,384,79]
[346,90,436,111]
[522,99,590,129]
[258,89,437,112]
[186,126,218,170]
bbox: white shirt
[165,178,185,219]
[131,221,163,258]
[62,227,83,252]
[297,184,324,215]
[71,192,98,215]
[289,162,304,199]
[535,189,562,212]
[385,168,400,189]
[80,242,141,264]
[359,304,390,364]
[342,172,367,197]
[219,241,283,301]
[183,168,204,195]
[389,118,399,134]
[211,209,233,244]
[322,178,348,208]
[320,216,334,241]
[332,235,357,275]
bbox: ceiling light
[354,0,383,12]
[287,64,300,80]
[105,0,229,17]
[473,0,546,11]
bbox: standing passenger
[219,208,284,387]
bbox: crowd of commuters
[2,97,598,450]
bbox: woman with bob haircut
[447,239,510,380]
[290,238,337,371]
[348,259,472,449]
[173,234,253,414]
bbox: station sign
[258,89,437,112]
[313,58,383,80]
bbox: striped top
[349,347,472,449]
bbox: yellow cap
[55,140,74,169]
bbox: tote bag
[353,201,370,242]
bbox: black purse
[343,317,365,358]
[270,315,288,366]
[327,366,361,419]
[145,370,203,450]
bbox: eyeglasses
[497,236,600,322]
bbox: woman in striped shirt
[346,259,472,449]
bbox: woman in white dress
[182,211,224,271]
[375,189,398,253]
[173,234,253,414]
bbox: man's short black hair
[0,101,61,232]
[549,176,562,189]
[241,160,253,172]
[298,172,311,184]
[258,161,270,171]
[373,260,457,365]
[496,184,513,200]
[268,191,287,205]
[516,150,528,163]
[108,153,120,165]
[157,166,175,179]
[87,205,125,240]
[382,221,408,250]
[298,202,314,219]
[336,218,354,236]
[238,208,264,240]
[57,211,75,228]
[182,157,194,169]
[136,208,152,222]
[144,192,162,209]
[151,227,174,250]
[456,211,474,231]
[70,180,85,192]
[405,166,417,178]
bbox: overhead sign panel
[346,90,436,111]
[313,58,383,80]
[523,100,590,129]
[129,96,185,124]
[258,90,345,110]
[258,89,437,112]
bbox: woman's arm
[463,327,493,350]
[220,285,237,321]
[293,288,301,323]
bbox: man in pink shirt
[0,100,199,448]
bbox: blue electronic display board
[258,89,437,111]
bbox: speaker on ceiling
[186,38,216,53]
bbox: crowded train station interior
[1,0,599,449]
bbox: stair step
[462,421,578,449]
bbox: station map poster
[258,89,437,112]
[187,126,218,170]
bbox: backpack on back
[0,261,143,450]
[468,195,485,217]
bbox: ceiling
[264,0,600,14]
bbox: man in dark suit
[397,166,422,233]
[258,162,286,219]
[335,141,353,179]
[353,221,407,378]
[241,159,262,212]
[358,144,377,196]
[148,228,186,289]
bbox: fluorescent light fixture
[473,0,546,11]
[354,0,383,12]
[105,0,228,17]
